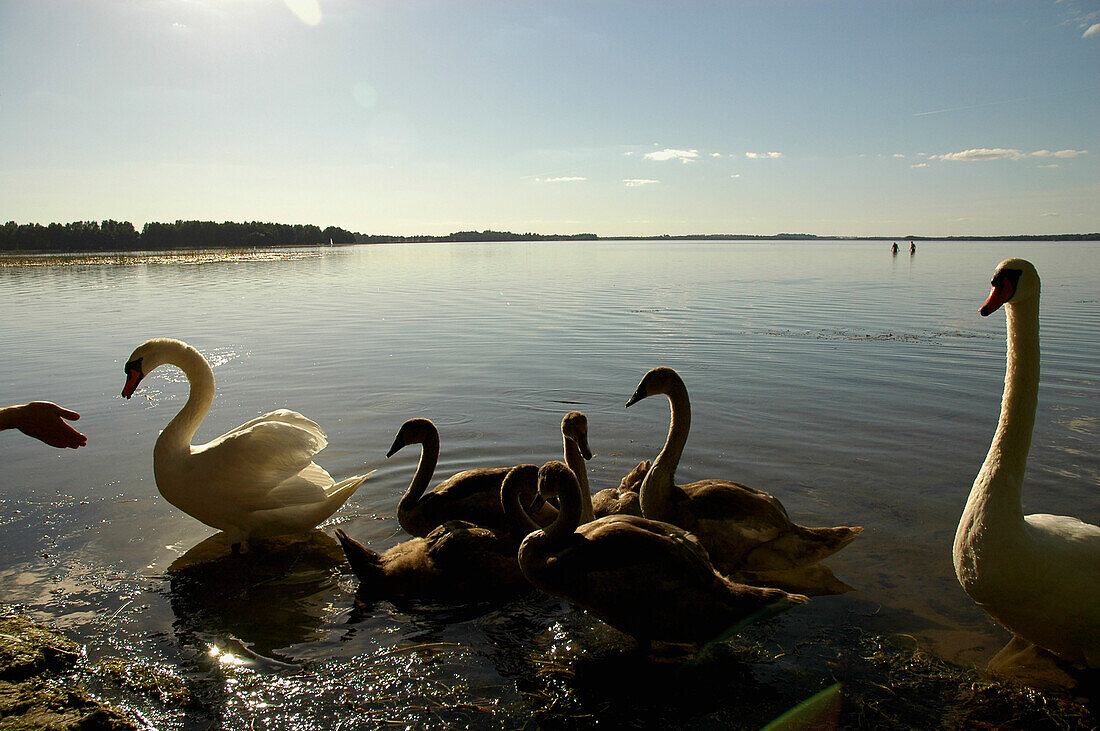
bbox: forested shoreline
[1,220,1096,253]
[0,220,357,253]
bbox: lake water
[1,240,1098,728]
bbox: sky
[1,1,1098,237]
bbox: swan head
[561,411,593,460]
[537,460,578,501]
[981,258,1039,316]
[387,417,437,457]
[121,337,189,398]
[625,366,684,407]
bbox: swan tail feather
[618,460,651,494]
[326,471,374,502]
[335,529,385,584]
[735,563,856,596]
[745,525,863,569]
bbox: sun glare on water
[284,0,321,26]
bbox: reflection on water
[0,248,323,267]
[166,531,344,665]
[1,240,1098,726]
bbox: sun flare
[284,0,321,26]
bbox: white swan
[953,258,1100,669]
[121,338,370,549]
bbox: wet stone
[0,610,140,730]
[0,679,136,730]
[0,614,81,682]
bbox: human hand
[12,401,88,449]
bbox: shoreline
[1,602,1094,729]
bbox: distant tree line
[2,221,1095,253]
[0,220,356,253]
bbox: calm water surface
[1,240,1098,728]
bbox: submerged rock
[0,614,81,682]
[0,609,140,730]
[0,678,137,730]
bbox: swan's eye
[124,356,143,376]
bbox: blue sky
[2,1,1098,237]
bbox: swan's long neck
[639,382,690,520]
[541,474,582,549]
[398,431,439,515]
[156,345,215,458]
[563,436,595,524]
[501,468,541,541]
[960,298,1040,543]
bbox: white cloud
[536,176,587,183]
[1041,212,1060,217]
[1084,23,1100,38]
[623,179,659,187]
[644,148,699,163]
[711,152,724,158]
[746,151,783,159]
[931,148,1026,162]
[893,153,906,159]
[730,173,741,178]
[933,148,1088,162]
[911,163,929,168]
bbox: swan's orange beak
[980,278,1015,317]
[122,359,144,399]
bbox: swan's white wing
[267,463,338,505]
[191,420,328,510]
[218,410,327,447]
[1026,513,1100,554]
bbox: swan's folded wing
[569,516,716,584]
[218,410,328,447]
[266,463,338,506]
[193,420,328,510]
[1026,513,1100,553]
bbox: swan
[335,464,541,601]
[121,338,370,549]
[560,411,597,523]
[387,417,555,538]
[953,258,1100,669]
[512,461,808,646]
[625,367,861,594]
[335,519,526,602]
[560,410,646,519]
